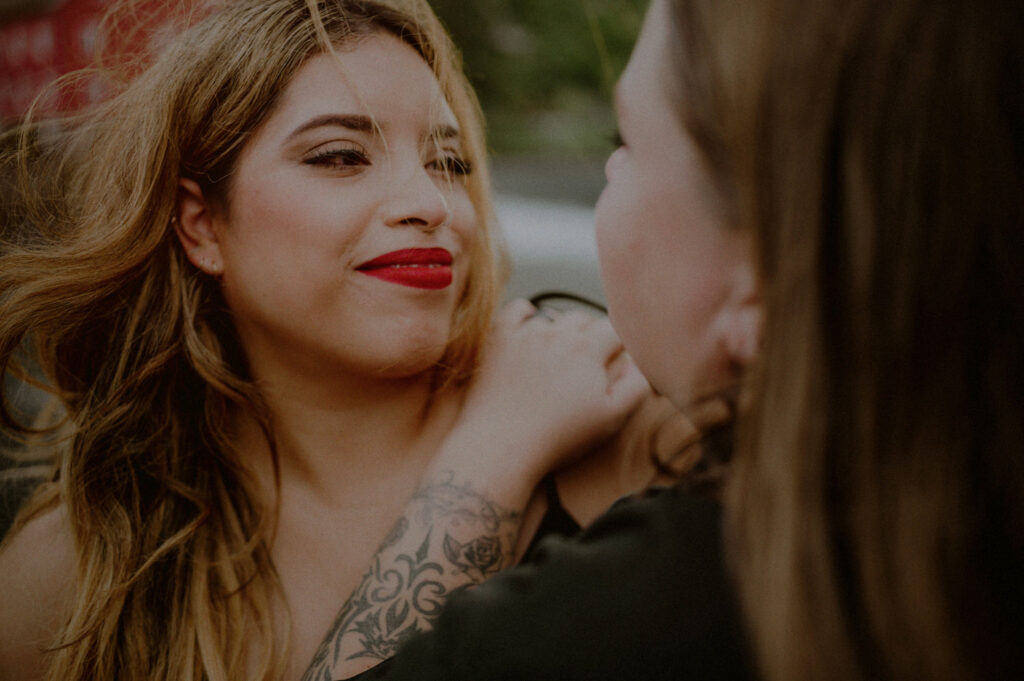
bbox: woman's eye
[304,147,370,170]
[431,155,474,177]
[609,130,625,149]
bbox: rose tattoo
[442,533,502,580]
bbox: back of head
[0,1,497,679]
[664,0,1024,679]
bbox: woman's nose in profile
[381,159,453,233]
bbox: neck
[238,364,462,509]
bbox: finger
[589,316,627,361]
[498,298,538,327]
[686,396,732,431]
[557,309,593,330]
[606,356,652,415]
[528,306,557,323]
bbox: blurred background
[429,0,648,301]
[1,0,648,303]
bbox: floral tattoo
[301,472,521,681]
[443,533,503,580]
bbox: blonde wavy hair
[0,1,502,679]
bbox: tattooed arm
[302,471,522,680]
[303,301,651,681]
[302,415,575,681]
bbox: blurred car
[495,192,605,305]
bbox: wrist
[430,422,554,510]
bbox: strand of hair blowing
[0,6,291,679]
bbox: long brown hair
[666,0,1024,679]
[0,1,500,679]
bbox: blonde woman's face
[595,0,758,409]
[210,34,477,381]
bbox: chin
[370,343,449,380]
[641,362,697,412]
[329,316,454,380]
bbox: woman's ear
[724,300,762,367]
[715,258,762,371]
[175,178,224,276]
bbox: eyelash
[305,147,369,169]
[432,155,474,176]
[304,147,473,177]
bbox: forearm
[301,466,531,681]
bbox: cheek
[595,189,628,293]
[595,172,646,310]
[226,173,367,265]
[595,181,651,368]
[222,179,297,259]
[452,193,477,248]
[595,176,695,397]
[596,146,638,265]
[450,193,479,283]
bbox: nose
[383,164,451,232]
[604,146,626,183]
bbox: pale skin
[0,34,681,681]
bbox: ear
[175,178,224,276]
[715,257,762,371]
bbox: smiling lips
[356,248,454,290]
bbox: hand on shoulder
[443,299,651,487]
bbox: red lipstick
[356,248,454,290]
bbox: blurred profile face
[595,0,757,409]
[207,34,476,382]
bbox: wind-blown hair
[666,0,1024,680]
[0,1,500,679]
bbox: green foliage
[431,0,649,154]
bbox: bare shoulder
[0,502,75,680]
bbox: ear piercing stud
[190,249,221,275]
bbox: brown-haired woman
[0,1,658,679]
[321,0,1024,679]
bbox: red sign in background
[0,0,179,122]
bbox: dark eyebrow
[287,115,460,144]
[287,114,375,141]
